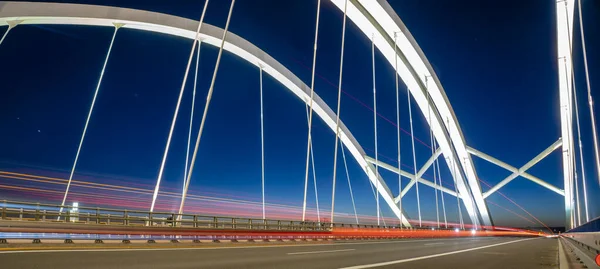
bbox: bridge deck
[0,237,558,269]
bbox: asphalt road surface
[0,237,558,268]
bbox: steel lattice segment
[467,141,565,198]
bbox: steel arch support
[0,1,412,227]
[364,155,459,198]
[400,147,442,197]
[555,0,576,229]
[467,140,565,198]
[329,0,492,227]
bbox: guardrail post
[86,212,90,224]
[277,220,281,230]
[263,219,267,230]
[193,215,198,228]
[19,208,23,220]
[249,219,253,229]
[213,217,218,228]
[107,214,110,225]
[232,218,236,229]
[95,208,100,224]
[290,221,294,231]
[42,210,46,221]
[148,212,153,227]
[124,210,129,226]
[65,209,70,223]
[35,203,40,221]
[1,200,6,220]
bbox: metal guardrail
[560,234,600,268]
[0,200,436,232]
[564,217,600,255]
[562,217,600,268]
[0,200,324,231]
[562,233,600,255]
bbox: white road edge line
[424,243,445,246]
[287,249,355,255]
[0,237,501,254]
[339,238,538,269]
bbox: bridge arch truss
[0,0,498,227]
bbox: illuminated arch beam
[555,0,575,229]
[0,1,412,227]
[328,0,492,227]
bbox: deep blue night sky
[1,0,599,228]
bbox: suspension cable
[393,32,403,229]
[259,66,266,219]
[178,0,235,215]
[577,0,600,188]
[183,42,202,195]
[574,155,581,226]
[564,44,584,224]
[448,151,464,229]
[433,140,440,228]
[59,25,121,218]
[366,163,386,226]
[425,76,440,228]
[464,157,480,230]
[0,29,9,46]
[304,105,321,222]
[0,22,18,46]
[310,140,320,223]
[407,64,421,228]
[302,0,322,222]
[340,140,359,224]
[370,33,381,226]
[562,2,581,225]
[330,0,348,224]
[567,53,581,226]
[435,139,448,228]
[572,69,590,222]
[152,0,209,213]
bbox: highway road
[0,237,557,268]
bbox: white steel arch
[0,1,416,226]
[328,0,492,226]
[555,0,575,229]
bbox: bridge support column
[556,0,576,230]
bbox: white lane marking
[481,252,508,255]
[287,249,355,255]
[0,237,501,254]
[424,243,444,246]
[339,238,537,269]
